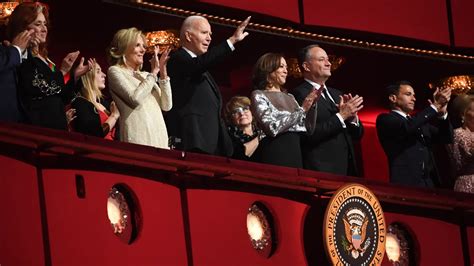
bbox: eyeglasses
[231,106,250,117]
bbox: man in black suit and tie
[166,15,251,156]
[376,81,453,188]
[0,30,32,122]
[293,45,364,176]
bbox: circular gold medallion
[323,184,386,265]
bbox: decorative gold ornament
[328,55,346,71]
[107,185,140,244]
[0,1,19,24]
[287,57,302,78]
[429,75,474,95]
[246,202,275,258]
[144,30,180,54]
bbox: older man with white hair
[166,15,250,156]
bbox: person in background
[0,29,32,122]
[376,81,453,188]
[71,59,120,140]
[6,2,90,130]
[166,15,251,156]
[107,27,172,149]
[224,96,264,161]
[251,53,319,168]
[293,44,364,176]
[447,95,474,193]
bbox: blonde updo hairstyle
[107,27,146,69]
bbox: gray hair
[297,44,320,67]
[180,15,208,41]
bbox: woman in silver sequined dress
[250,53,320,168]
[447,95,474,193]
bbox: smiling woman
[6,2,90,130]
[106,27,172,149]
[250,53,320,168]
[224,96,264,161]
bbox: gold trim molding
[109,0,474,63]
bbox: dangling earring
[122,55,127,66]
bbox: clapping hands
[338,93,364,120]
[149,45,171,79]
[429,87,452,115]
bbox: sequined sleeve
[250,90,306,137]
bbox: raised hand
[11,29,34,53]
[66,108,76,124]
[158,46,171,79]
[60,51,80,75]
[228,16,251,45]
[110,101,120,119]
[74,57,94,80]
[429,87,451,113]
[338,94,364,120]
[149,45,160,76]
[302,88,322,112]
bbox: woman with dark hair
[6,2,89,130]
[224,96,264,161]
[250,53,320,168]
[447,95,474,193]
[71,60,120,140]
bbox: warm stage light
[385,233,401,262]
[0,2,18,20]
[429,75,474,95]
[385,223,416,265]
[107,185,140,244]
[246,202,275,258]
[144,30,180,54]
[107,187,129,235]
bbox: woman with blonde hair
[107,27,172,148]
[447,95,474,193]
[71,59,120,139]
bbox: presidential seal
[323,184,386,265]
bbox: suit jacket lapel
[203,71,222,104]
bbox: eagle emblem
[342,208,371,259]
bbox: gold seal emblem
[323,183,386,265]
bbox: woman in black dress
[224,96,264,161]
[6,2,89,130]
[250,53,320,168]
[71,60,120,140]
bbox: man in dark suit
[0,30,32,122]
[376,81,453,188]
[293,45,364,176]
[166,15,250,156]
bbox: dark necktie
[321,86,337,109]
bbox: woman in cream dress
[107,27,172,148]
